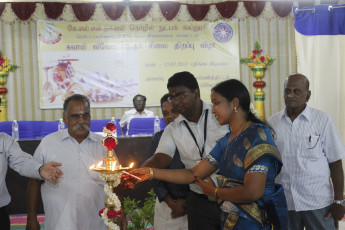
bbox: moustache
[73,124,90,131]
[286,99,297,103]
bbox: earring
[234,107,238,113]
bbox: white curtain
[295,5,345,140]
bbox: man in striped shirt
[268,73,345,230]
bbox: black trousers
[186,191,221,230]
[0,205,10,230]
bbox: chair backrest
[128,118,155,136]
[90,119,122,136]
[0,121,12,136]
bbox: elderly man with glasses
[26,94,127,230]
[119,94,155,135]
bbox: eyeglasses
[168,91,191,102]
[68,113,91,122]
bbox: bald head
[286,74,309,91]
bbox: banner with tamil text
[37,20,239,108]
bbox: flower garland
[99,172,122,230]
[249,103,260,119]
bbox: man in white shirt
[0,133,63,230]
[141,72,228,230]
[26,94,127,230]
[119,94,155,135]
[0,96,63,230]
[268,74,345,230]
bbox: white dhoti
[153,197,188,230]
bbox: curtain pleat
[244,1,266,17]
[272,1,293,18]
[159,2,181,21]
[187,4,210,21]
[44,2,65,19]
[11,2,36,21]
[0,3,5,16]
[129,4,152,20]
[216,1,238,18]
[71,3,96,21]
[102,3,125,21]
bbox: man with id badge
[268,74,345,230]
[140,72,229,230]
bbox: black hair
[160,93,169,108]
[211,79,265,125]
[133,94,146,102]
[167,71,199,91]
[63,94,90,113]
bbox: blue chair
[90,120,108,133]
[160,118,167,130]
[128,118,155,136]
[90,119,122,136]
[17,121,35,139]
[39,121,58,138]
[0,121,12,136]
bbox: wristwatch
[333,199,345,206]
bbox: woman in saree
[124,79,287,230]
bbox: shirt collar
[282,104,311,122]
[175,100,211,126]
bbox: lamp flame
[111,161,116,171]
[129,162,134,168]
[97,161,103,167]
[90,164,95,170]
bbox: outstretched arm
[123,159,216,187]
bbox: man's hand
[324,203,345,229]
[194,176,216,197]
[39,162,63,184]
[116,212,128,230]
[165,195,187,219]
[25,217,40,230]
[121,168,151,189]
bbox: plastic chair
[0,121,12,136]
[127,118,155,136]
[17,121,35,139]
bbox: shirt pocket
[303,135,322,160]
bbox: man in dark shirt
[150,94,189,230]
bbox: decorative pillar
[251,66,266,121]
[0,72,8,122]
[240,41,274,121]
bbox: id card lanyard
[183,109,208,160]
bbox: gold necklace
[229,121,252,144]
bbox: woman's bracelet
[214,187,219,198]
[149,168,154,180]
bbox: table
[5,136,154,214]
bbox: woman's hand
[121,168,152,189]
[194,176,217,197]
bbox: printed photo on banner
[37,20,240,108]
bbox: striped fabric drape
[0,1,301,121]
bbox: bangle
[149,168,154,180]
[214,187,219,198]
